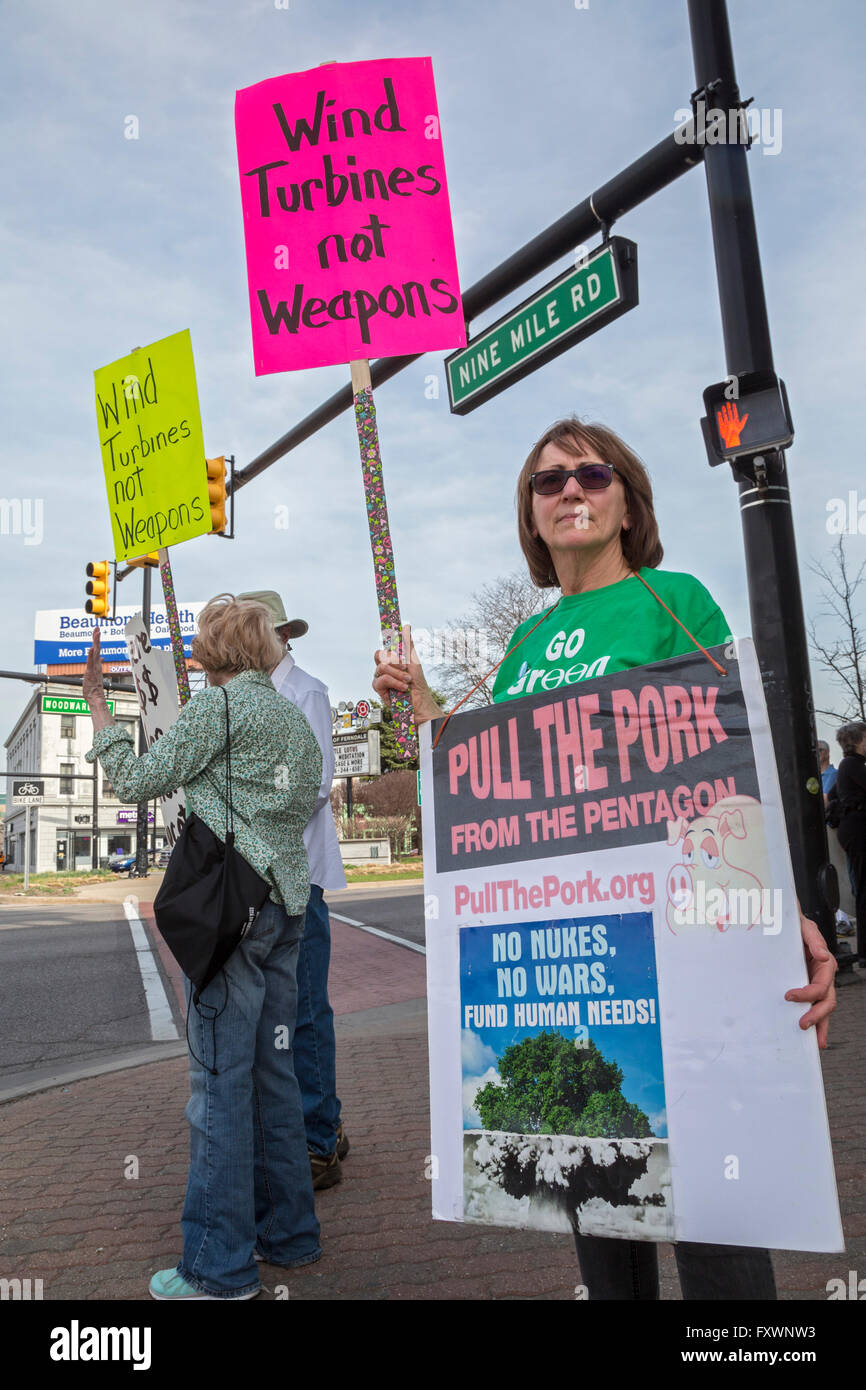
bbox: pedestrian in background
[239,589,349,1189]
[83,595,323,1300]
[821,738,855,934]
[819,741,837,804]
[835,720,866,967]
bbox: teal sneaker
[149,1267,260,1300]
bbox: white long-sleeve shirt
[270,653,346,892]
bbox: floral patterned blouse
[86,669,322,912]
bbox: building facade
[3,685,164,873]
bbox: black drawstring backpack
[154,685,273,1070]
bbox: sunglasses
[530,463,619,495]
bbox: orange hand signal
[716,401,750,449]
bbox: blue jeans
[574,1233,777,1300]
[294,884,342,1157]
[177,900,321,1298]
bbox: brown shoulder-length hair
[516,418,663,589]
[190,594,284,677]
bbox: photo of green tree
[474,1031,653,1138]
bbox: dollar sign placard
[123,615,186,844]
[141,664,160,710]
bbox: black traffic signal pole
[2,7,818,931]
[224,34,834,951]
[688,0,838,955]
[220,13,835,954]
[229,126,705,494]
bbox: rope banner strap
[433,572,727,749]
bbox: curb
[0,1042,189,1107]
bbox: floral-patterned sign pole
[351,359,417,760]
[157,547,191,706]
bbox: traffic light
[128,553,159,568]
[206,456,227,534]
[85,561,111,616]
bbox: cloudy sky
[1,0,864,754]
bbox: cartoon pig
[665,795,773,933]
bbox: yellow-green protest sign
[94,329,212,562]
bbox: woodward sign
[42,695,115,716]
[420,640,842,1251]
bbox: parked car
[109,852,136,874]
[157,847,172,869]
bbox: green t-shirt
[492,568,731,704]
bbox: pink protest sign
[235,58,466,374]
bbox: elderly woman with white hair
[83,594,323,1301]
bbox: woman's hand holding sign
[373,624,442,726]
[83,629,115,735]
[789,908,837,1050]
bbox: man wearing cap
[239,590,349,1189]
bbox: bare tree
[808,536,866,722]
[427,569,557,709]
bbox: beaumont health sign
[35,604,205,666]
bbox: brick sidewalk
[0,920,862,1300]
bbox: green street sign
[446,237,638,415]
[41,695,115,716]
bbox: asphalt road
[0,886,426,1099]
[0,902,184,1099]
[325,881,427,948]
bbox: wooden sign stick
[157,546,191,706]
[350,358,418,761]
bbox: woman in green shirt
[373,416,837,1301]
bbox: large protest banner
[234,57,465,374]
[420,639,842,1251]
[93,330,212,563]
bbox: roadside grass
[0,862,423,894]
[0,869,119,897]
[343,860,424,884]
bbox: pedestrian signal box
[701,370,794,465]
